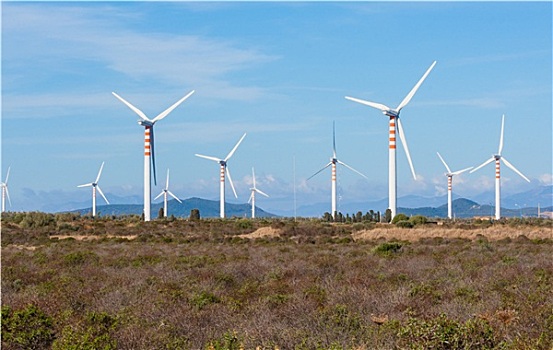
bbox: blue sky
[2,1,552,214]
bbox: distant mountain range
[63,185,552,219]
[282,185,553,217]
[70,197,277,219]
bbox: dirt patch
[352,226,553,242]
[50,234,138,241]
[4,245,41,251]
[237,227,282,239]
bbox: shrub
[392,213,409,224]
[397,314,499,349]
[206,331,243,350]
[374,242,403,256]
[190,291,220,310]
[1,304,55,349]
[396,220,414,228]
[52,311,118,350]
[409,215,428,226]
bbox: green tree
[158,207,164,219]
[384,209,392,223]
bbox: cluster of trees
[322,210,382,223]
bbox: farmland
[1,213,552,349]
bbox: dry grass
[352,226,553,242]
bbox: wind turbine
[195,133,247,218]
[436,152,472,219]
[154,169,182,218]
[470,115,530,220]
[248,167,269,218]
[78,162,109,217]
[1,167,11,212]
[345,61,437,219]
[112,90,194,221]
[307,122,368,219]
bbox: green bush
[1,304,55,349]
[374,242,403,256]
[392,214,409,224]
[396,220,414,228]
[397,314,498,349]
[409,215,428,226]
[190,291,220,310]
[52,311,118,350]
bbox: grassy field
[1,213,552,349]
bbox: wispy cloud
[3,3,278,109]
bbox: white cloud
[538,173,553,186]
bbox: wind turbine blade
[150,126,157,186]
[226,167,238,198]
[436,152,452,173]
[498,114,505,155]
[396,60,437,112]
[337,160,369,179]
[251,167,256,188]
[112,92,151,122]
[255,188,270,198]
[345,96,390,112]
[397,118,417,180]
[195,154,222,162]
[165,169,170,190]
[502,157,530,182]
[248,191,253,204]
[5,167,10,184]
[167,190,182,203]
[154,191,164,201]
[225,133,247,161]
[96,186,110,204]
[451,166,473,176]
[469,157,494,173]
[5,186,11,207]
[332,121,337,159]
[95,162,105,184]
[77,183,93,188]
[152,90,195,123]
[307,162,332,181]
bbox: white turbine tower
[346,61,436,219]
[470,115,530,220]
[78,162,109,217]
[307,122,368,219]
[436,152,472,219]
[154,169,182,218]
[195,133,247,218]
[1,167,11,212]
[248,167,269,219]
[112,90,194,221]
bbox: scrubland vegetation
[1,212,552,349]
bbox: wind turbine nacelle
[138,120,154,127]
[384,110,399,118]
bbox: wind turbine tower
[195,133,247,218]
[1,167,11,213]
[470,115,530,220]
[308,122,368,219]
[249,167,269,218]
[78,162,109,217]
[154,169,182,218]
[346,61,436,219]
[436,152,472,219]
[112,90,194,221]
